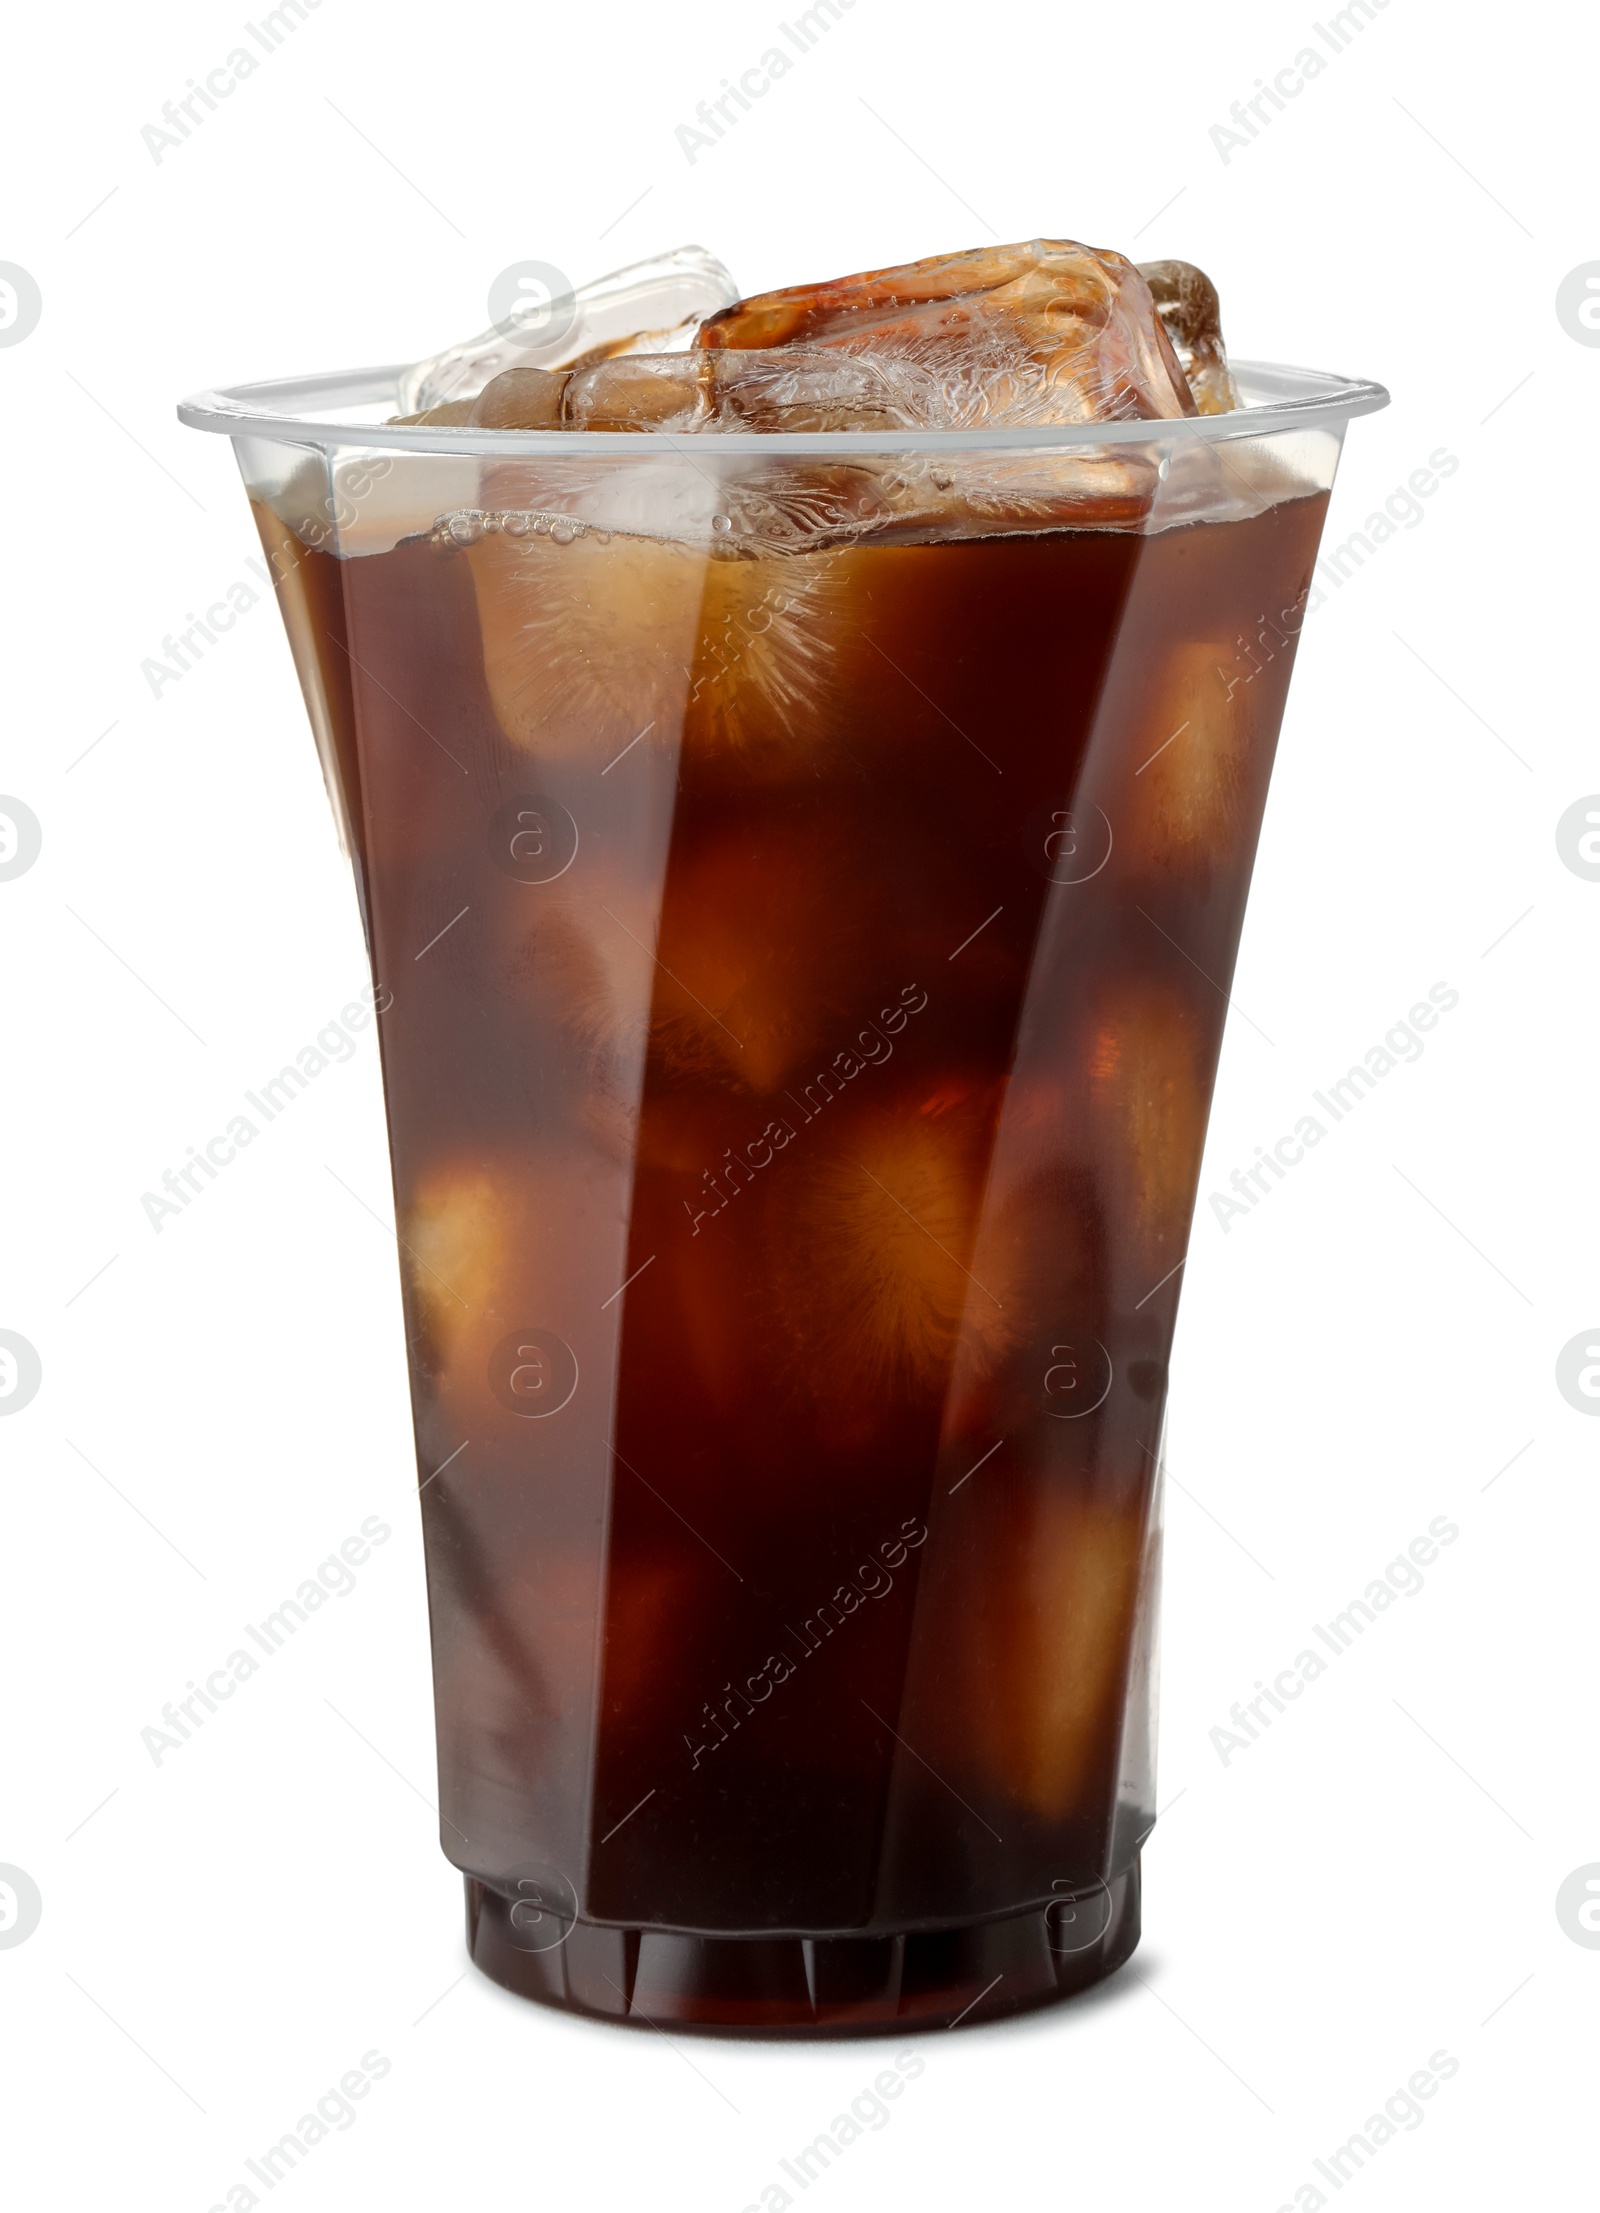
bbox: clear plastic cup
[181,355,1386,2034]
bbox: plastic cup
[181,354,1386,2034]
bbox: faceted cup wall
[226,408,1348,2033]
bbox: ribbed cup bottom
[465,1861,1140,2038]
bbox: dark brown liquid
[257,481,1326,2024]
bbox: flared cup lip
[177,358,1388,456]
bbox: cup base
[464,1860,1140,2037]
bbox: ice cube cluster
[399,238,1232,435]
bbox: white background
[1,0,1592,2206]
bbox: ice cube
[403,1163,520,1429]
[404,1163,504,1365]
[696,239,1196,429]
[958,1152,1104,1373]
[1123,639,1259,859]
[559,347,933,435]
[941,1490,1147,1821]
[501,885,658,1160]
[685,543,869,762]
[769,1089,1016,1396]
[391,367,573,429]
[563,353,710,432]
[708,349,932,432]
[462,501,869,766]
[399,245,739,414]
[564,317,715,370]
[703,445,1160,552]
[401,1152,598,1431]
[390,398,477,426]
[1086,983,1207,1270]
[649,824,867,1092]
[1137,260,1239,416]
[506,890,656,1072]
[393,244,1244,547]
[471,367,570,429]
[464,524,704,756]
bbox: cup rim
[177,357,1389,456]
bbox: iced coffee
[183,236,1385,2033]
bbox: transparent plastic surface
[397,245,740,416]
[183,359,1384,2032]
